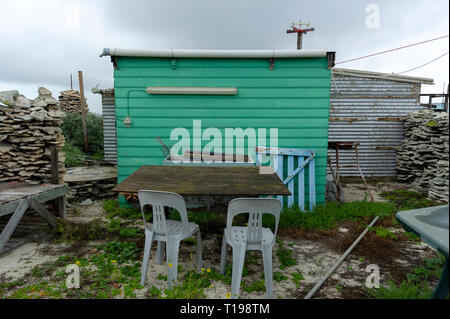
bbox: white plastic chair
[220,198,281,299]
[138,190,202,289]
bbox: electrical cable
[335,35,449,65]
[394,51,449,75]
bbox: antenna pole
[287,21,315,50]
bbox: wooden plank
[63,166,118,183]
[50,145,59,185]
[287,156,294,208]
[298,156,305,211]
[58,196,67,218]
[276,155,284,204]
[29,199,57,227]
[0,199,29,254]
[309,157,316,210]
[0,184,68,217]
[113,166,290,196]
[283,155,315,185]
[256,147,313,157]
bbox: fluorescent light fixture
[146,87,237,95]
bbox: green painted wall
[113,56,331,206]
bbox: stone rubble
[58,90,88,114]
[0,88,66,184]
[396,109,449,202]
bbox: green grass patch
[369,226,399,240]
[379,190,439,211]
[276,239,297,269]
[291,272,305,288]
[368,255,447,299]
[263,200,395,231]
[243,279,266,293]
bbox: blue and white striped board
[256,147,316,211]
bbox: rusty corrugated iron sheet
[100,90,117,164]
[328,69,432,177]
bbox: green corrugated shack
[101,49,335,208]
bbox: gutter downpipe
[304,216,380,299]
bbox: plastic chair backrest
[227,198,282,244]
[138,190,189,235]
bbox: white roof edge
[100,48,329,58]
[332,67,434,85]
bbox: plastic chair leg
[157,241,165,265]
[219,232,227,275]
[140,232,153,286]
[166,239,180,289]
[231,245,246,299]
[195,230,202,272]
[262,245,274,299]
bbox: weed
[379,190,439,211]
[54,219,108,242]
[273,272,289,282]
[243,280,266,293]
[119,228,139,238]
[157,274,168,281]
[367,279,433,299]
[369,226,398,241]
[162,271,208,299]
[149,285,161,298]
[404,231,420,242]
[291,272,305,288]
[276,239,297,269]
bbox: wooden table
[0,183,68,254]
[113,166,291,208]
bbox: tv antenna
[287,20,315,50]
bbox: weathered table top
[0,183,68,217]
[0,183,61,204]
[113,165,291,196]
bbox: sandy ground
[343,181,416,202]
[0,182,441,299]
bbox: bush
[62,141,86,167]
[61,112,104,156]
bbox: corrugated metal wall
[113,56,332,206]
[328,71,422,177]
[101,89,117,164]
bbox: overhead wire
[335,35,449,65]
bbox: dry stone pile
[58,90,88,114]
[0,88,66,184]
[397,109,449,202]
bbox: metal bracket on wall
[269,58,275,71]
[171,58,177,70]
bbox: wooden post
[78,71,89,153]
[297,32,302,50]
[50,145,59,185]
[355,145,375,202]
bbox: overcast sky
[1,0,449,114]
